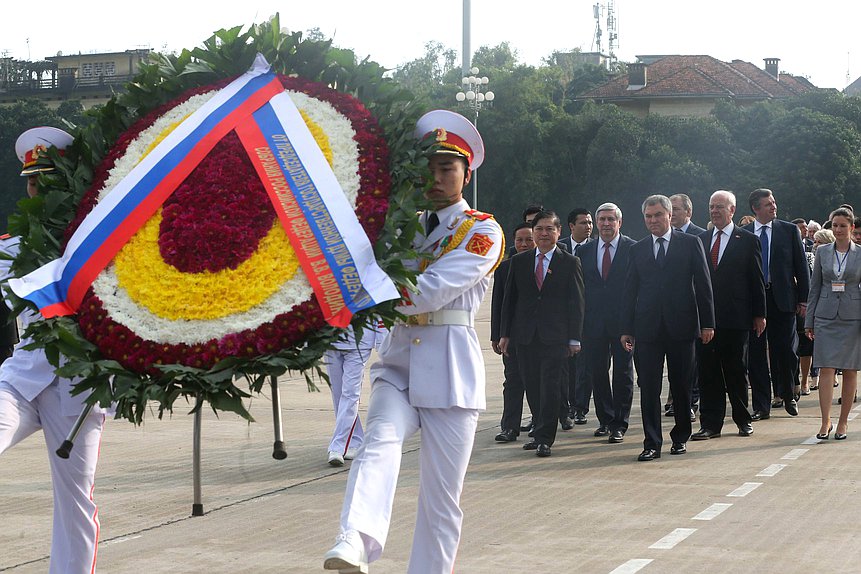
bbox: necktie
[426,212,439,235]
[573,242,580,256]
[656,237,666,267]
[602,242,612,280]
[710,231,721,269]
[535,252,545,290]
[760,226,769,283]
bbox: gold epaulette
[464,209,494,221]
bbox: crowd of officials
[491,189,861,460]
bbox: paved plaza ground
[2,292,861,573]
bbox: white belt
[403,310,473,327]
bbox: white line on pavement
[802,436,822,444]
[727,482,762,497]
[692,502,732,521]
[782,448,809,460]
[757,464,787,477]
[649,528,697,549]
[849,412,858,421]
[609,559,654,574]
[103,535,143,546]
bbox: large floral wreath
[6,17,429,422]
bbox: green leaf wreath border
[5,15,430,423]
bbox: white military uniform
[337,198,502,573]
[324,322,387,456]
[0,236,108,574]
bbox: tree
[391,41,458,103]
[753,107,861,220]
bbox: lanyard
[835,245,849,277]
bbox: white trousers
[339,381,479,574]
[325,348,370,455]
[0,381,105,574]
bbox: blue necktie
[656,237,666,267]
[760,227,769,283]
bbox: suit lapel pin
[446,217,460,230]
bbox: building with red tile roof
[578,55,818,117]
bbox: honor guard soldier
[0,127,110,574]
[323,110,504,573]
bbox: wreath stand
[58,375,288,517]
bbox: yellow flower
[115,212,299,320]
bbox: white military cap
[414,110,484,170]
[15,126,74,176]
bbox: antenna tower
[592,3,603,54]
[606,0,619,66]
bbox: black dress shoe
[637,448,661,461]
[691,428,721,440]
[664,405,675,417]
[522,440,539,450]
[536,443,552,457]
[520,419,533,432]
[609,429,624,443]
[670,442,687,455]
[560,417,574,431]
[737,423,754,437]
[573,412,588,425]
[527,428,535,437]
[494,429,518,442]
[784,399,799,416]
[594,425,609,437]
[751,411,770,421]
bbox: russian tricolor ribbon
[10,54,398,328]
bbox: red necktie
[535,252,544,290]
[602,242,612,280]
[710,231,721,269]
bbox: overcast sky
[2,1,857,89]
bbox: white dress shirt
[652,229,673,258]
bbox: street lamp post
[455,67,494,209]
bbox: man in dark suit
[491,222,535,442]
[621,195,715,461]
[579,202,636,443]
[500,211,585,457]
[557,208,593,427]
[670,193,707,235]
[557,207,593,254]
[743,188,810,420]
[692,191,766,440]
[668,193,706,420]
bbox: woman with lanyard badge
[805,208,861,440]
